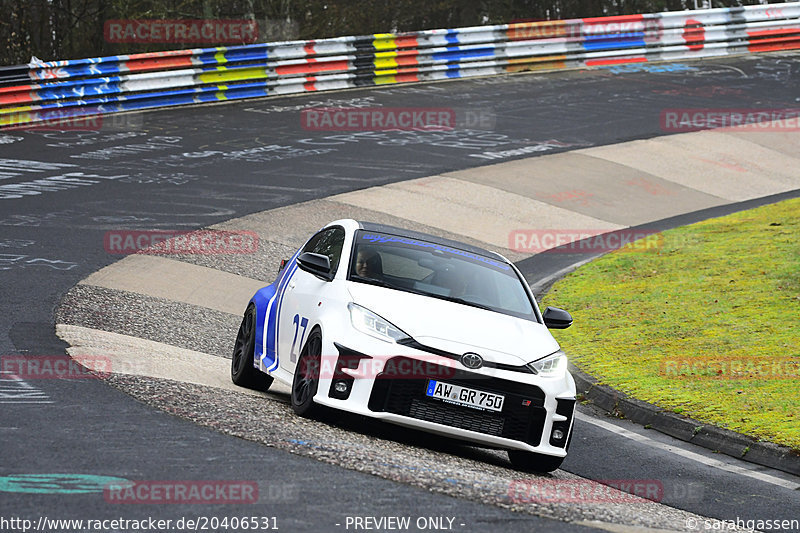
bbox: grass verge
[543,197,800,450]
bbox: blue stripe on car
[257,249,301,373]
[251,283,277,365]
[266,260,299,372]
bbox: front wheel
[291,330,322,418]
[507,450,565,473]
[231,304,273,391]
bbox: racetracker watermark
[508,479,664,504]
[104,19,258,43]
[310,354,459,381]
[5,110,144,132]
[301,107,457,131]
[661,358,799,380]
[104,480,258,504]
[509,229,663,254]
[661,108,800,132]
[104,230,259,255]
[1,355,111,379]
[7,114,102,132]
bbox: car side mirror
[543,306,573,329]
[278,259,288,273]
[297,252,334,281]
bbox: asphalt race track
[1,52,799,532]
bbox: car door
[278,226,346,373]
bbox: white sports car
[231,219,576,472]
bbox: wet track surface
[1,53,799,530]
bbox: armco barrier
[1,3,799,128]
[0,65,32,89]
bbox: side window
[302,227,345,275]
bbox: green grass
[543,198,800,450]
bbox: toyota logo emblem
[460,352,483,370]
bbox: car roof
[354,220,507,262]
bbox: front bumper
[313,336,576,457]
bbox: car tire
[231,304,273,391]
[507,450,565,473]
[291,330,322,418]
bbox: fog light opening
[552,429,565,441]
[334,380,349,394]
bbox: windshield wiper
[436,295,495,312]
[350,277,495,312]
[350,275,397,290]
[350,276,438,298]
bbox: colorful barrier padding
[2,3,799,127]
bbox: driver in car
[354,247,383,280]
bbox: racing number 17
[290,314,309,363]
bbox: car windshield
[348,230,536,321]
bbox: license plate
[426,380,505,412]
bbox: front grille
[369,357,547,446]
[408,399,505,436]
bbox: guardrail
[2,2,799,128]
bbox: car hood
[346,281,560,366]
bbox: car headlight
[348,303,411,344]
[528,350,567,378]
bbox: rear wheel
[507,450,565,473]
[291,330,322,417]
[231,304,273,391]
